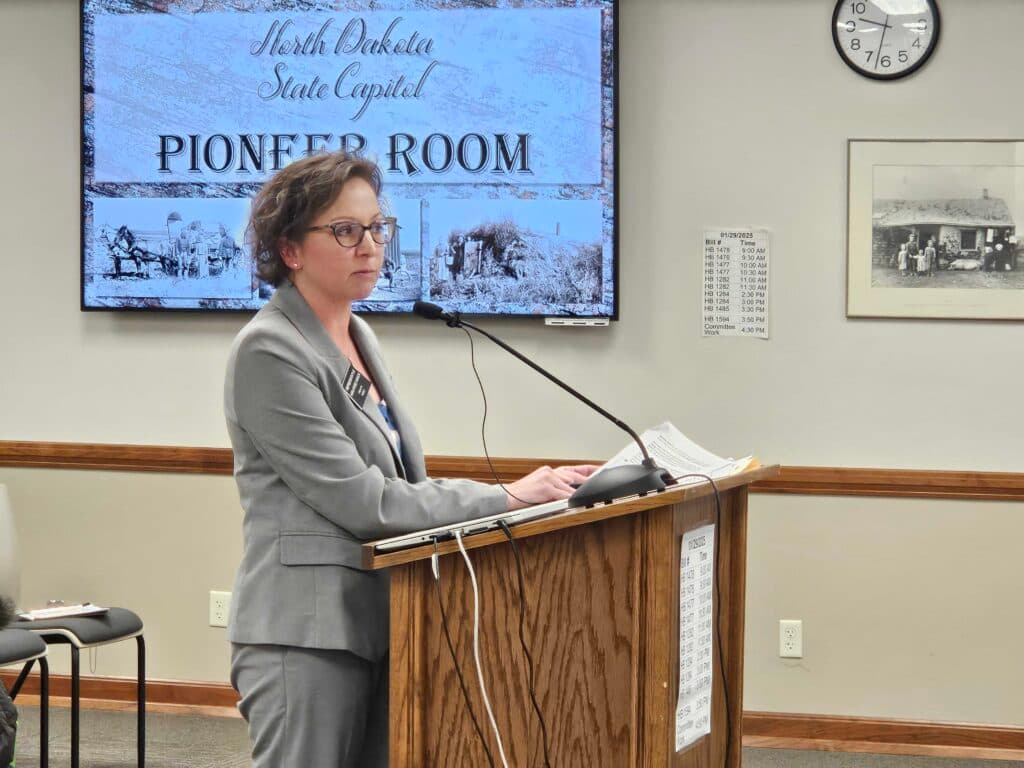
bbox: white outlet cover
[779,619,803,658]
[209,590,232,628]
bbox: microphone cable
[431,538,496,768]
[454,529,512,768]
[459,326,533,506]
[497,519,553,768]
[672,473,732,767]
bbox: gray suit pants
[231,643,388,767]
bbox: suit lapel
[270,281,342,360]
[273,283,409,479]
[350,316,422,481]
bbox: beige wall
[1,0,1022,725]
[746,493,1024,724]
[1,470,242,685]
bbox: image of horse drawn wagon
[97,212,242,280]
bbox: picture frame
[847,139,1024,319]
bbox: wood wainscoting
[0,673,239,713]
[2,672,1022,761]
[2,440,1024,759]
[2,441,1024,501]
[744,712,1024,761]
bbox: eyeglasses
[307,218,396,248]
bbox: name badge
[343,363,371,407]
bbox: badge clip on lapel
[342,363,371,407]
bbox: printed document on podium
[599,421,754,482]
[676,523,715,750]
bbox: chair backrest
[0,485,20,610]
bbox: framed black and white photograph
[847,139,1024,319]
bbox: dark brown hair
[248,151,383,287]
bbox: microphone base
[569,464,673,508]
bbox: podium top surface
[362,464,779,570]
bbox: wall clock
[832,0,940,80]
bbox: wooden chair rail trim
[744,711,1024,757]
[0,441,234,474]
[0,672,239,708]
[2,672,1021,759]
[1,441,1022,500]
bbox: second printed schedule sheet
[702,228,770,339]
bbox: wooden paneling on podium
[363,466,778,767]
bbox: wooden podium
[363,465,778,767]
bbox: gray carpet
[8,705,1024,767]
[12,705,250,768]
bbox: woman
[225,151,596,767]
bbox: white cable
[455,529,511,768]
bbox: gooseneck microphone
[411,301,453,322]
[412,301,673,507]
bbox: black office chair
[0,627,49,768]
[18,609,144,768]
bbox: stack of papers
[599,421,757,484]
[18,603,109,621]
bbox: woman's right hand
[504,464,601,511]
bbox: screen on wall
[81,0,618,317]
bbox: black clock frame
[831,0,941,81]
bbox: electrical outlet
[209,590,231,628]
[779,619,803,658]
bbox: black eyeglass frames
[307,218,397,248]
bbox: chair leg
[9,658,34,698]
[39,655,49,768]
[136,635,146,767]
[71,645,80,768]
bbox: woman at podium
[223,150,595,768]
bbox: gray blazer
[224,282,506,661]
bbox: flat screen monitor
[81,0,618,317]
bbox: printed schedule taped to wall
[676,523,715,752]
[702,228,769,338]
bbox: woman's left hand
[553,464,601,488]
[504,464,602,511]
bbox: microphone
[412,301,673,507]
[412,301,456,323]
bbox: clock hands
[874,13,891,69]
[858,16,893,29]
